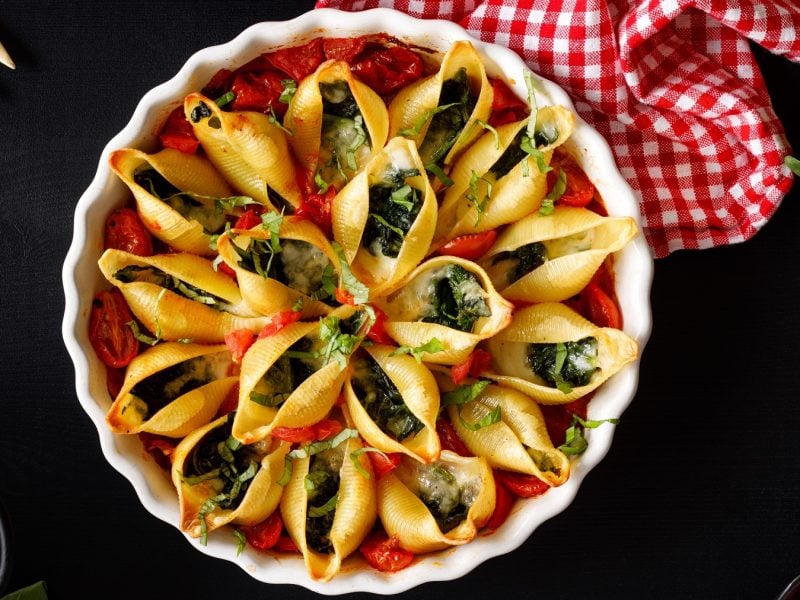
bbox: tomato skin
[350,45,424,96]
[323,36,367,62]
[215,383,239,418]
[313,419,343,441]
[89,289,140,369]
[234,206,264,230]
[540,395,591,446]
[257,309,302,338]
[488,78,529,127]
[201,68,234,100]
[104,208,154,256]
[437,230,497,261]
[359,529,415,572]
[585,282,622,329]
[484,472,514,531]
[271,426,315,444]
[493,470,550,498]
[366,305,394,345]
[230,69,288,117]
[450,349,493,385]
[158,106,199,154]
[368,452,403,478]
[436,418,473,457]
[274,534,299,553]
[240,512,283,551]
[264,37,325,81]
[138,432,176,471]
[548,157,595,208]
[295,187,335,237]
[224,328,256,363]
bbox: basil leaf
[458,403,501,431]
[279,79,297,104]
[215,91,236,107]
[785,155,800,176]
[314,171,330,193]
[558,414,619,456]
[398,102,461,137]
[277,456,293,486]
[349,446,390,479]
[369,213,406,239]
[268,105,293,136]
[288,428,360,460]
[465,170,493,226]
[332,241,369,304]
[308,492,339,517]
[524,70,538,141]
[441,379,490,405]
[233,528,246,556]
[127,320,159,346]
[539,168,567,215]
[390,184,415,211]
[390,338,445,363]
[425,162,454,187]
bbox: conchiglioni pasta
[433,106,574,246]
[388,41,492,170]
[374,256,513,365]
[376,450,495,553]
[344,344,441,463]
[216,215,340,318]
[171,413,290,538]
[331,136,437,295]
[484,302,638,404]
[184,93,302,211]
[109,147,236,255]
[284,59,389,191]
[107,342,236,438]
[280,414,377,581]
[98,249,271,342]
[480,206,637,303]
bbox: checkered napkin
[314,0,799,257]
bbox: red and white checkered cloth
[315,0,799,258]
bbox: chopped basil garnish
[465,170,493,226]
[279,79,297,104]
[441,379,490,406]
[288,428,359,460]
[127,320,159,346]
[425,163,454,187]
[458,403,501,431]
[539,168,567,215]
[234,528,246,556]
[349,446,390,479]
[332,241,369,304]
[215,91,235,107]
[558,414,620,456]
[390,338,445,363]
[268,105,293,136]
[785,155,800,176]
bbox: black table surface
[1,3,798,599]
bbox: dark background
[0,2,798,599]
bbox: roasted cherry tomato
[359,529,415,572]
[158,106,200,154]
[450,348,493,385]
[437,230,498,261]
[436,418,473,457]
[313,419,343,441]
[240,512,283,551]
[488,77,529,127]
[323,36,367,62]
[234,206,265,230]
[89,289,139,368]
[367,452,403,478]
[585,281,622,329]
[104,207,154,256]
[366,305,394,345]
[350,45,424,96]
[138,432,176,471]
[257,309,302,338]
[548,156,595,207]
[201,68,234,100]
[270,426,315,444]
[493,470,550,498]
[295,187,336,237]
[484,472,515,531]
[224,328,256,363]
[230,69,288,117]
[274,533,300,553]
[264,37,325,81]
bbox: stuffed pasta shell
[98,249,270,343]
[374,256,513,365]
[284,60,389,191]
[280,412,377,582]
[216,215,340,318]
[436,373,569,486]
[376,450,495,553]
[232,306,372,444]
[331,136,437,295]
[484,302,638,404]
[171,412,290,539]
[479,206,637,303]
[109,147,238,256]
[107,342,236,438]
[433,106,574,246]
[388,41,492,173]
[344,344,440,463]
[184,93,301,211]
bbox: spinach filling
[488,124,560,180]
[350,351,423,442]
[417,68,477,167]
[363,167,422,258]
[113,265,231,311]
[304,450,342,554]
[491,242,548,285]
[130,355,217,417]
[527,337,598,389]
[133,167,227,234]
[422,264,490,333]
[232,238,336,301]
[318,81,370,184]
[184,413,260,516]
[248,337,317,407]
[417,465,469,533]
